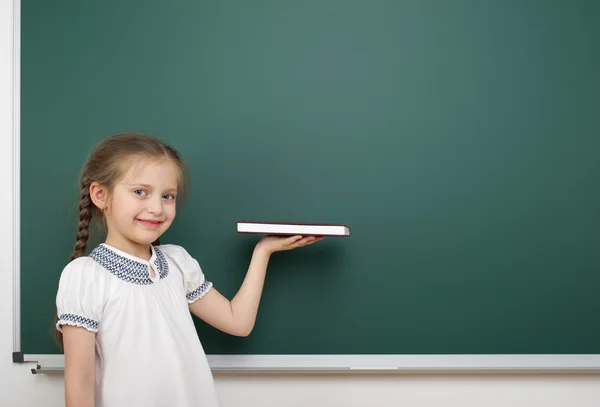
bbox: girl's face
[103,157,180,252]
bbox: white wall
[1,0,599,405]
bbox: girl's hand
[256,235,323,255]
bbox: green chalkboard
[20,0,600,357]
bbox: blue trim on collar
[89,245,169,285]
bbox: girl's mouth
[136,219,163,228]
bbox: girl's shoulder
[62,254,108,275]
[58,254,109,285]
[156,244,197,262]
[156,244,211,301]
[155,244,205,277]
[56,254,110,333]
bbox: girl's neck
[104,234,153,261]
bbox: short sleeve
[55,257,107,333]
[159,244,213,303]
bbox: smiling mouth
[136,219,164,228]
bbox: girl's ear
[89,181,109,211]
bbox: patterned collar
[89,244,169,285]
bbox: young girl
[54,132,322,407]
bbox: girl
[54,132,322,407]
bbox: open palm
[258,235,323,255]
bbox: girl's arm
[189,235,321,336]
[62,326,96,407]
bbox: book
[237,221,351,237]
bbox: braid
[54,180,93,350]
[71,179,93,260]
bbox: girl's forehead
[119,157,180,186]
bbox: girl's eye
[163,194,176,200]
[134,189,147,196]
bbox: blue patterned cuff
[186,280,213,303]
[57,313,99,333]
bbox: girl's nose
[147,198,163,215]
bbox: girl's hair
[54,132,188,348]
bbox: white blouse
[55,243,220,407]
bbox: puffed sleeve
[160,244,213,303]
[55,257,107,333]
